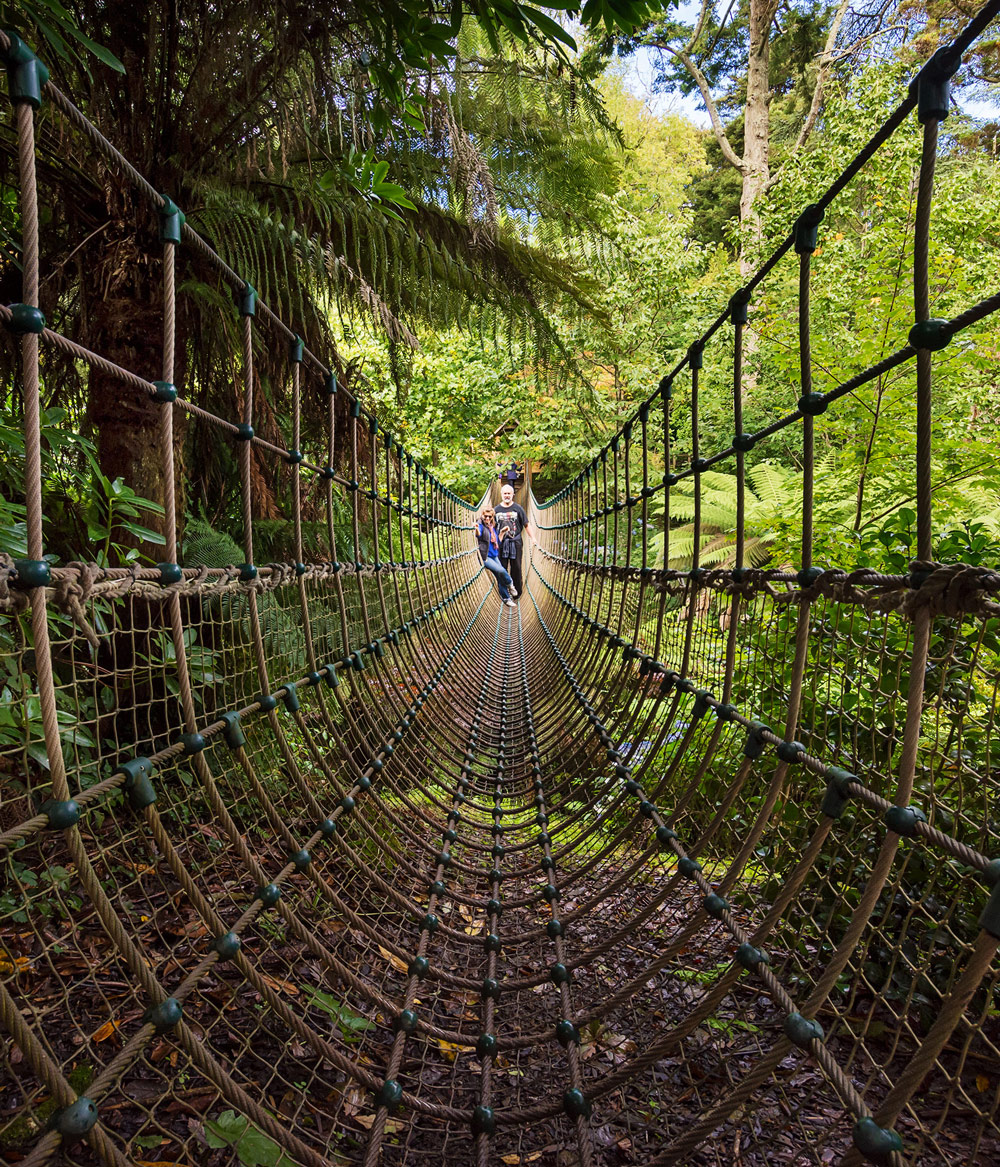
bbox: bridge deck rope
[2,7,1000,1166]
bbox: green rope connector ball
[376,1079,403,1113]
[235,423,254,442]
[239,563,258,581]
[735,942,769,970]
[152,380,177,403]
[409,956,429,978]
[678,857,701,878]
[41,799,80,829]
[550,962,571,985]
[484,932,502,953]
[178,732,205,756]
[784,1012,824,1048]
[776,740,806,764]
[395,1009,419,1033]
[290,849,310,871]
[2,33,50,109]
[156,561,182,584]
[476,1033,497,1057]
[656,825,678,846]
[733,432,756,453]
[471,1104,495,1135]
[555,1020,579,1047]
[318,817,338,837]
[13,558,50,588]
[703,893,728,919]
[481,977,501,1000]
[256,883,281,907]
[213,931,242,961]
[797,392,827,416]
[885,804,928,837]
[563,1087,592,1118]
[908,317,952,351]
[145,996,183,1033]
[257,693,277,712]
[421,913,439,933]
[52,1096,97,1138]
[852,1117,904,1164]
[546,919,564,939]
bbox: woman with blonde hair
[476,506,517,607]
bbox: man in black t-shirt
[494,483,537,600]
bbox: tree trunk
[740,0,776,277]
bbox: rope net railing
[1,7,1000,1166]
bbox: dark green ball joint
[238,283,257,317]
[158,196,186,245]
[219,711,245,749]
[318,817,338,836]
[484,933,502,953]
[885,804,928,838]
[409,955,429,978]
[550,962,571,985]
[735,942,769,970]
[156,561,183,584]
[744,721,771,759]
[776,740,806,764]
[556,1019,580,1046]
[41,799,80,829]
[422,913,439,934]
[51,1096,97,1138]
[797,392,827,416]
[794,203,824,254]
[703,893,728,919]
[729,289,750,325]
[178,732,206,755]
[542,885,560,903]
[377,1079,403,1113]
[546,919,564,939]
[306,670,321,686]
[656,825,678,846]
[396,1009,419,1033]
[481,977,501,1000]
[2,34,50,109]
[340,795,355,813]
[784,1011,824,1048]
[239,563,258,581]
[13,558,50,588]
[257,693,277,712]
[145,996,183,1033]
[212,931,242,961]
[563,1087,592,1118]
[471,1104,496,1135]
[908,317,952,351]
[428,880,446,898]
[716,703,738,722]
[852,1117,904,1163]
[733,432,756,453]
[256,883,281,907]
[117,756,156,810]
[235,423,254,441]
[476,1032,497,1058]
[486,898,502,917]
[797,566,824,586]
[639,800,655,818]
[285,448,303,464]
[152,380,178,402]
[321,465,335,480]
[290,849,310,871]
[678,857,702,878]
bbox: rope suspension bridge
[3,6,1000,1165]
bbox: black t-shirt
[494,502,527,545]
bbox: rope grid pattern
[2,8,1000,1165]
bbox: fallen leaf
[261,973,300,996]
[353,1114,405,1133]
[977,1074,990,1093]
[91,1020,122,1043]
[436,1039,464,1063]
[378,945,409,975]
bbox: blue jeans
[481,556,512,600]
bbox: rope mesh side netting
[3,6,1000,1165]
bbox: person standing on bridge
[495,482,536,601]
[477,506,517,607]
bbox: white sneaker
[505,598,516,607]
[508,585,518,597]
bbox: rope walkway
[2,7,1000,1164]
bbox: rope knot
[903,559,1000,618]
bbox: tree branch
[667,46,746,173]
[765,0,851,190]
